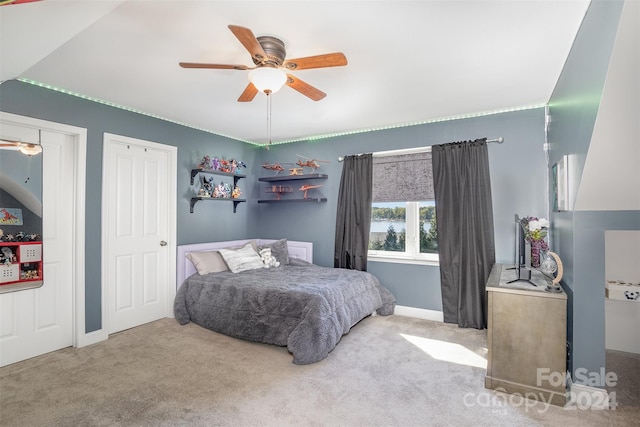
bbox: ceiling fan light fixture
[249,67,287,94]
[18,144,42,156]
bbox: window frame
[367,147,439,265]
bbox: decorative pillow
[258,239,289,265]
[186,250,229,275]
[218,242,265,273]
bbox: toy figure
[197,155,211,170]
[217,182,226,198]
[211,157,220,171]
[223,183,232,198]
[202,175,214,195]
[232,186,242,199]
[259,248,280,268]
[1,246,15,265]
[236,161,247,174]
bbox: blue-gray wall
[547,0,629,384]
[0,80,260,331]
[251,108,548,310]
[1,78,549,328]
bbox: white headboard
[176,239,313,289]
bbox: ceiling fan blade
[286,74,326,101]
[228,25,268,64]
[0,140,24,151]
[283,53,347,70]
[179,62,249,70]
[238,83,258,102]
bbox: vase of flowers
[520,216,549,268]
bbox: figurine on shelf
[24,233,40,241]
[237,161,247,174]
[1,246,15,265]
[215,182,226,198]
[197,155,212,170]
[232,185,242,199]
[223,183,231,199]
[220,159,231,173]
[211,157,220,171]
[202,175,214,195]
[21,268,39,280]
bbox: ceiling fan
[179,25,347,102]
[0,138,42,155]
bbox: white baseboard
[568,380,612,410]
[394,305,444,322]
[76,329,108,348]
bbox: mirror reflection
[0,146,43,293]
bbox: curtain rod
[338,137,504,162]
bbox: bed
[174,239,395,364]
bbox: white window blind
[372,151,434,202]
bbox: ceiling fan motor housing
[254,36,286,67]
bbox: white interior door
[104,134,176,334]
[0,126,75,366]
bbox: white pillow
[218,242,264,273]
[186,250,229,275]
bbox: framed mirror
[0,127,43,293]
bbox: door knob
[160,240,167,246]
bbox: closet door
[103,133,176,334]
[0,126,74,366]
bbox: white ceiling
[0,0,590,145]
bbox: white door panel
[0,128,74,366]
[105,135,174,334]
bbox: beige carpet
[1,315,638,426]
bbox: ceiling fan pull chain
[24,155,32,184]
[267,93,272,149]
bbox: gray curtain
[432,139,495,329]
[334,154,373,271]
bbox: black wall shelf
[190,197,246,213]
[190,169,246,213]
[258,198,327,204]
[258,173,328,203]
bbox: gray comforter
[174,258,395,364]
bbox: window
[368,148,438,263]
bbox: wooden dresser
[485,263,567,406]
